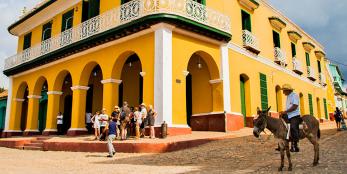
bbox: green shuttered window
[241,10,252,32]
[272,31,281,48]
[323,98,328,119]
[308,94,314,115]
[260,73,268,110]
[291,43,296,57]
[305,52,311,66]
[317,60,321,73]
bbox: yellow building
[1,0,335,136]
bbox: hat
[281,84,294,91]
[140,103,146,107]
[114,106,119,109]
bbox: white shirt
[286,92,300,119]
[86,113,92,123]
[57,114,63,124]
[99,114,109,127]
[141,107,147,118]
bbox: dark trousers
[289,115,301,142]
[57,124,63,135]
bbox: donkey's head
[253,106,271,138]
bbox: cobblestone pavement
[0,129,346,174]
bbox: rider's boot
[290,142,296,152]
[294,141,300,152]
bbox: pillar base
[1,131,23,138]
[67,128,88,136]
[42,129,58,136]
[144,126,192,138]
[23,130,41,136]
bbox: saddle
[280,114,307,140]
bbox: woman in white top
[134,106,142,139]
[91,111,101,140]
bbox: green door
[260,73,268,110]
[38,100,48,133]
[240,77,246,126]
[0,107,6,130]
[308,94,314,116]
[323,98,328,119]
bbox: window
[241,10,252,32]
[61,10,74,32]
[323,98,328,119]
[272,31,281,48]
[317,60,321,73]
[260,73,268,110]
[42,21,52,41]
[308,94,314,115]
[291,43,296,57]
[82,0,100,21]
[305,52,311,66]
[23,32,32,50]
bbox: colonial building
[328,63,347,116]
[2,0,335,137]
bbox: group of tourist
[334,107,346,130]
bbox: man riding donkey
[253,83,320,171]
[280,84,301,152]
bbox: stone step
[14,146,24,150]
[25,143,43,148]
[31,140,45,144]
[23,146,43,151]
[36,137,50,141]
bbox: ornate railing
[4,0,231,70]
[319,73,326,86]
[242,30,259,52]
[307,66,316,80]
[274,47,286,66]
[292,57,302,73]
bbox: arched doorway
[16,83,29,132]
[86,65,103,114]
[61,74,73,134]
[38,81,48,133]
[186,52,221,127]
[240,74,250,126]
[299,93,305,115]
[119,54,143,107]
[316,98,321,119]
[275,85,283,112]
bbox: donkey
[252,107,320,171]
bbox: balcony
[4,0,231,74]
[307,66,316,81]
[319,73,327,86]
[292,57,303,75]
[274,47,286,66]
[242,30,260,54]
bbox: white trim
[221,44,232,113]
[70,86,90,91]
[13,98,25,102]
[3,130,23,133]
[12,28,154,78]
[100,79,122,84]
[27,95,42,99]
[153,23,173,126]
[209,79,223,84]
[191,111,224,117]
[4,77,13,131]
[43,129,58,132]
[228,42,325,89]
[139,72,146,77]
[24,129,40,132]
[68,128,88,131]
[11,0,81,36]
[46,91,63,95]
[182,70,190,77]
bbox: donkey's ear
[257,107,261,114]
[267,106,271,112]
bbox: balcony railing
[292,57,303,75]
[4,0,231,70]
[319,73,327,86]
[307,66,316,81]
[274,47,286,66]
[242,30,260,54]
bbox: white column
[221,44,231,113]
[4,77,13,131]
[152,23,174,126]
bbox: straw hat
[140,103,146,107]
[281,84,294,91]
[114,106,119,109]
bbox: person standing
[134,106,142,139]
[91,111,101,140]
[111,106,121,138]
[140,103,147,138]
[279,84,301,152]
[147,105,158,139]
[86,112,92,134]
[120,101,131,140]
[57,112,63,135]
[107,116,117,158]
[99,108,109,141]
[334,107,342,130]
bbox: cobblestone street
[0,129,346,174]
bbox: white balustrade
[4,0,231,70]
[274,47,286,66]
[242,30,259,52]
[307,66,316,79]
[319,73,326,85]
[292,57,302,73]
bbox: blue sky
[0,0,346,89]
